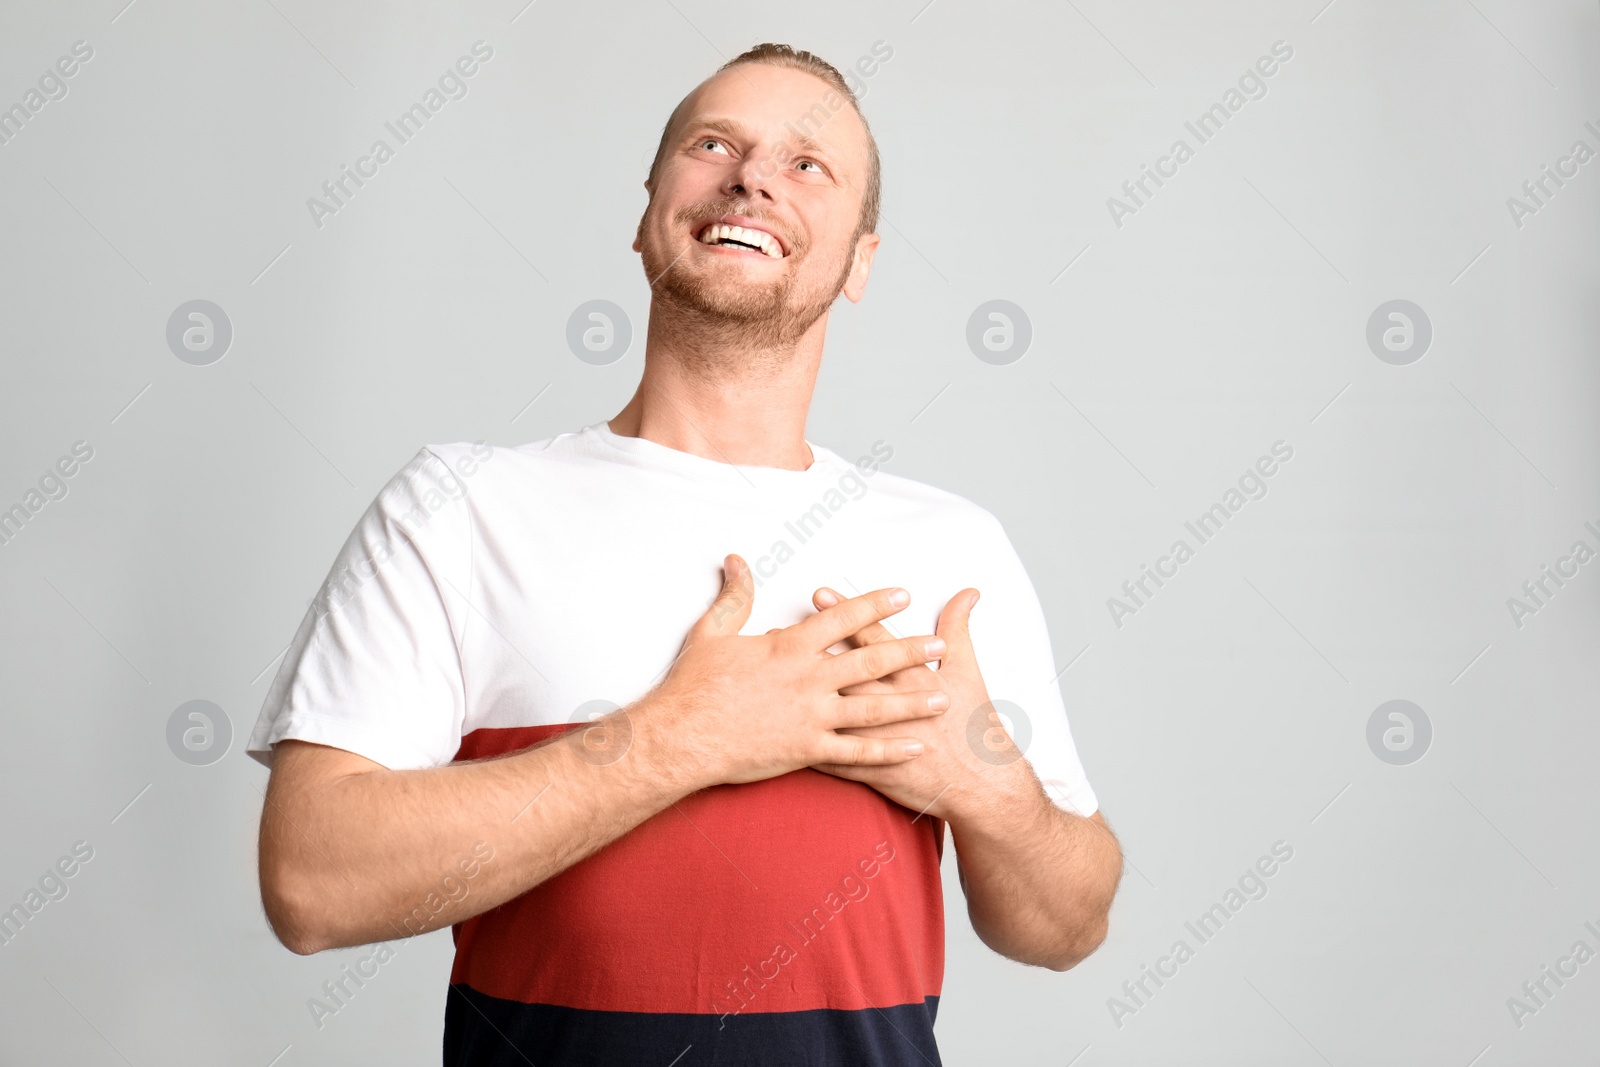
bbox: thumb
[695,553,756,637]
[935,588,980,670]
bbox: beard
[638,198,856,372]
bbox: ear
[633,178,654,253]
[841,231,881,303]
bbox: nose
[724,148,778,202]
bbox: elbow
[975,911,1110,973]
[260,860,332,956]
[1041,915,1110,972]
[274,920,328,958]
[1043,832,1121,970]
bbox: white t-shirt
[246,421,1098,817]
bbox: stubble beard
[639,200,856,380]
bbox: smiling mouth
[695,222,786,259]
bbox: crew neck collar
[583,420,845,487]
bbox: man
[251,42,1122,1066]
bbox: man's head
[632,43,883,362]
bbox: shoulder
[832,450,1010,542]
[389,429,593,500]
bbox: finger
[814,732,924,766]
[823,634,946,691]
[690,554,755,639]
[935,588,980,670]
[791,586,911,652]
[813,586,899,649]
[827,690,948,730]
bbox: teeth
[698,223,783,258]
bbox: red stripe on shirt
[448,724,946,1016]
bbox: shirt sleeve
[963,510,1100,818]
[246,446,473,771]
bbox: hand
[810,585,1030,822]
[640,554,952,787]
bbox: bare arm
[259,717,696,955]
[258,556,952,955]
[950,776,1122,970]
[807,584,1123,970]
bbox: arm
[258,557,950,955]
[810,585,1123,970]
[259,714,695,956]
[949,768,1122,970]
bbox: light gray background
[2,0,1596,1063]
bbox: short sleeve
[246,447,473,771]
[964,511,1099,818]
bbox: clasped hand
[649,554,1027,823]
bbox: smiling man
[251,43,1122,1066]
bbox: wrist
[627,691,723,797]
[943,756,1047,837]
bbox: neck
[609,301,828,470]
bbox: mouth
[693,215,788,259]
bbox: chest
[456,495,961,729]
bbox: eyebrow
[687,116,836,162]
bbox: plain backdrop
[1,0,1597,1063]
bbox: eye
[697,138,730,154]
[796,159,824,173]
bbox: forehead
[671,63,870,174]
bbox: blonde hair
[646,43,881,239]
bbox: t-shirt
[248,420,1098,1066]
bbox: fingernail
[816,588,839,606]
[927,692,950,710]
[889,588,910,607]
[903,740,925,757]
[924,637,946,658]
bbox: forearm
[948,765,1122,970]
[260,701,702,954]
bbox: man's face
[633,64,880,350]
